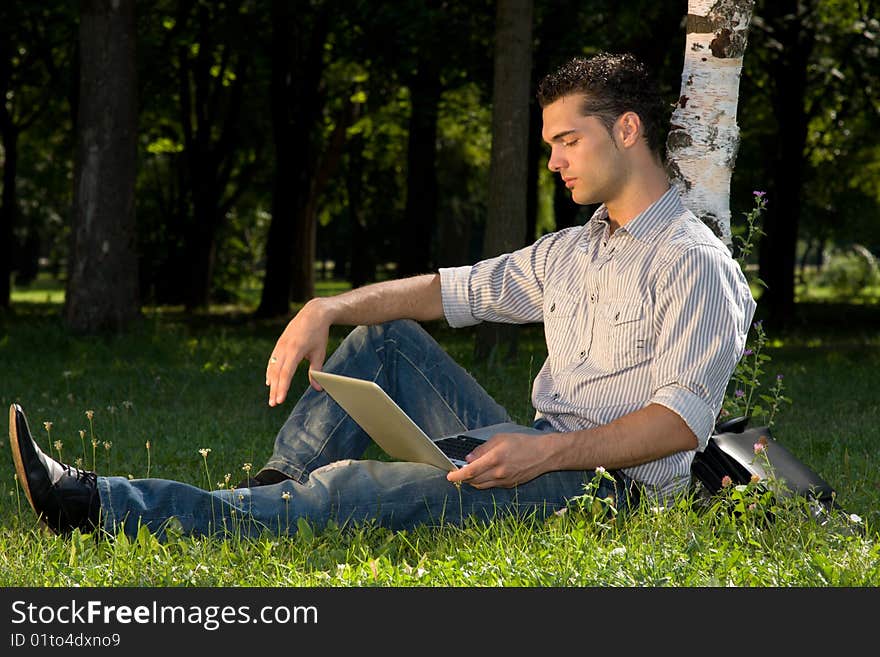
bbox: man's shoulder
[656,208,731,257]
[531,223,590,256]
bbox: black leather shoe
[234,468,292,490]
[8,403,101,535]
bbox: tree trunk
[397,60,441,277]
[64,0,140,333]
[257,121,299,317]
[0,115,16,310]
[183,182,222,310]
[346,112,375,289]
[525,97,541,241]
[0,35,17,309]
[667,0,755,246]
[256,1,328,316]
[473,0,533,361]
[177,5,248,311]
[757,0,815,326]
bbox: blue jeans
[97,320,627,538]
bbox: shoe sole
[8,403,50,532]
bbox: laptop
[309,369,549,472]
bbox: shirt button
[589,294,596,302]
[579,350,586,358]
[550,302,556,312]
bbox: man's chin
[570,191,596,206]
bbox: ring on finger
[270,356,278,364]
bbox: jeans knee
[341,320,438,364]
[363,319,424,343]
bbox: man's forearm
[543,404,698,472]
[314,273,444,326]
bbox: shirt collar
[577,186,685,248]
[616,186,685,243]
[575,205,610,249]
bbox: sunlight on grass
[10,287,65,305]
[11,276,353,314]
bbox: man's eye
[563,139,579,147]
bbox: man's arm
[446,404,696,488]
[266,273,443,406]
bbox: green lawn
[1,283,878,586]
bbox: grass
[1,280,879,586]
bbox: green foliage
[811,245,880,299]
[735,0,880,282]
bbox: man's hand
[263,274,443,407]
[446,432,555,489]
[266,299,331,406]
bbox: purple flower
[753,320,763,330]
[743,349,754,356]
[776,373,784,380]
[753,191,767,198]
[735,389,745,398]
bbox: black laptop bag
[690,416,848,525]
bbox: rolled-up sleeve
[649,244,757,449]
[439,266,478,327]
[439,231,561,328]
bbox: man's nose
[547,149,565,172]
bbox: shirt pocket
[543,287,582,365]
[599,300,653,368]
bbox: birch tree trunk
[666,0,755,247]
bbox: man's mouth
[563,177,577,189]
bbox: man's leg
[10,401,633,540]
[260,320,512,483]
[98,454,624,539]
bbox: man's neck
[604,165,671,234]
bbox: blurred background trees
[1,0,877,331]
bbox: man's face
[541,95,625,206]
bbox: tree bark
[525,97,541,241]
[0,102,16,310]
[474,0,534,361]
[256,1,328,316]
[667,0,755,246]
[63,0,140,333]
[177,2,248,311]
[397,59,441,277]
[757,0,816,326]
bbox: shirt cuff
[650,384,716,450]
[439,266,479,328]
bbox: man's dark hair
[536,52,670,159]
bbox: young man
[10,52,756,538]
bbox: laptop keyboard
[434,435,484,461]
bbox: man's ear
[616,111,642,148]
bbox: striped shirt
[439,186,757,500]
